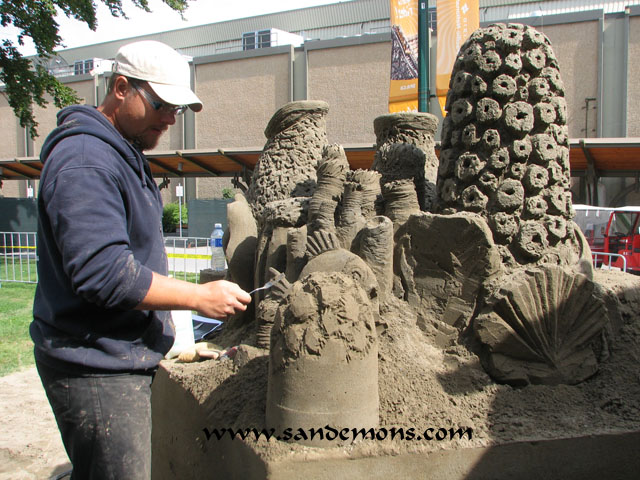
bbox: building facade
[1,0,640,206]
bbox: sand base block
[151,362,640,480]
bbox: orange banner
[436,0,479,116]
[389,0,419,112]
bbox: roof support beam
[14,158,42,173]
[146,157,183,177]
[217,149,254,170]
[580,139,599,206]
[0,163,35,179]
[177,152,220,177]
[218,148,254,185]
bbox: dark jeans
[36,359,154,480]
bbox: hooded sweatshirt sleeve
[38,121,163,311]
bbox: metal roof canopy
[2,138,640,181]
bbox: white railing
[0,232,38,284]
[164,236,212,283]
[592,251,627,272]
[0,232,212,285]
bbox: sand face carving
[394,212,502,336]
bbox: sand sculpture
[151,23,640,479]
[266,271,379,447]
[434,23,608,385]
[157,26,616,472]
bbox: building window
[74,59,94,75]
[242,30,273,50]
[427,7,437,34]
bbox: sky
[5,0,348,56]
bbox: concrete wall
[627,15,640,137]
[31,77,96,154]
[0,95,22,159]
[192,48,293,150]
[0,180,21,198]
[538,20,600,139]
[307,39,390,146]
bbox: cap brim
[148,82,203,112]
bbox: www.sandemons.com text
[202,426,473,443]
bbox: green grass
[0,258,38,284]
[0,269,197,377]
[169,271,200,284]
[0,282,36,376]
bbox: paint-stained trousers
[36,359,154,480]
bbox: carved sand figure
[152,24,639,479]
[435,23,610,385]
[241,101,328,299]
[225,27,615,441]
[266,270,379,447]
[373,112,439,215]
[223,193,257,294]
[246,100,329,222]
[436,23,578,269]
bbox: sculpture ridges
[474,266,608,386]
[247,100,329,220]
[373,112,439,213]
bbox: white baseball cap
[113,40,203,112]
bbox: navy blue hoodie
[31,105,175,373]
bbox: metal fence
[0,232,38,284]
[164,236,212,283]
[592,251,628,273]
[0,232,211,285]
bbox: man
[31,40,251,479]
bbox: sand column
[266,272,379,447]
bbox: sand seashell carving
[474,265,607,386]
[306,230,341,258]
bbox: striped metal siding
[48,0,638,65]
[482,0,548,6]
[53,0,390,62]
[482,0,637,7]
[483,0,640,21]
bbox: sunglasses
[131,83,188,116]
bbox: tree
[0,0,189,138]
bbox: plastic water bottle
[210,223,226,271]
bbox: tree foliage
[0,0,189,138]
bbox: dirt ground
[0,367,70,480]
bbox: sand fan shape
[474,266,608,386]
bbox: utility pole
[418,1,430,112]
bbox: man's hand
[136,273,251,317]
[193,280,251,319]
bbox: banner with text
[436,0,479,116]
[389,0,419,113]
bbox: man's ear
[112,75,131,101]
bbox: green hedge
[162,202,188,232]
